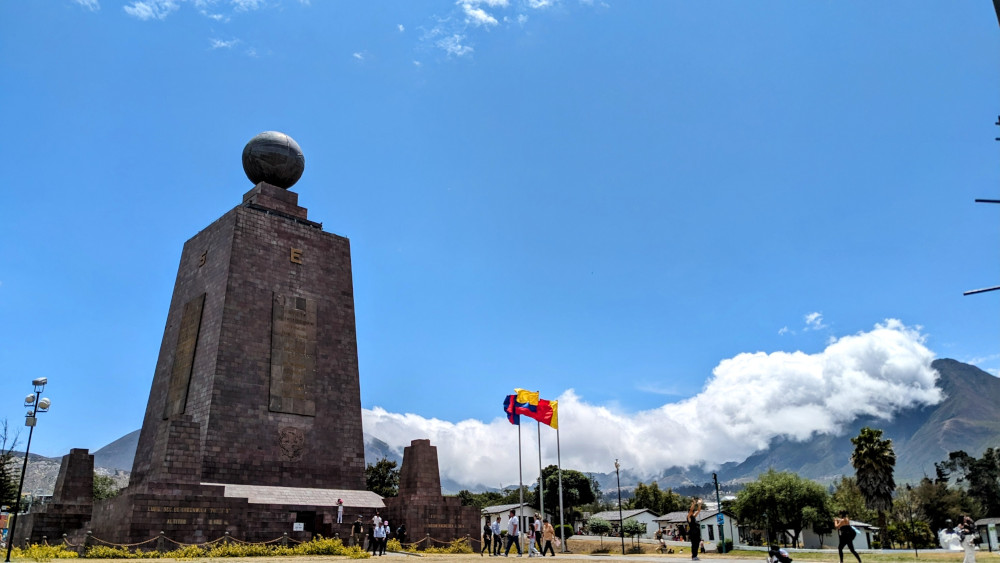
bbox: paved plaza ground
[60,545,1000,563]
[63,554,1000,563]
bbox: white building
[653,509,741,549]
[799,520,876,549]
[589,508,660,539]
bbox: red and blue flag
[503,394,521,425]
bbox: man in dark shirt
[351,516,364,548]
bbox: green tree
[830,476,875,524]
[731,469,832,548]
[0,420,19,510]
[533,465,595,523]
[622,518,646,548]
[851,427,896,545]
[587,517,612,547]
[498,485,535,507]
[910,476,972,531]
[887,485,937,550]
[885,519,937,550]
[457,489,505,509]
[365,458,399,498]
[631,481,686,515]
[936,448,1000,518]
[802,506,834,545]
[93,473,121,500]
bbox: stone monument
[383,440,479,549]
[17,449,95,545]
[85,131,383,544]
[19,133,477,549]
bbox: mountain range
[588,358,1000,493]
[13,358,1000,496]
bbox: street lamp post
[5,378,50,563]
[614,459,625,556]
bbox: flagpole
[537,419,544,520]
[557,424,566,552]
[518,418,525,546]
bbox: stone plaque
[269,293,317,416]
[163,294,205,419]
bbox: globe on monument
[242,131,305,189]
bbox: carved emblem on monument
[278,427,305,461]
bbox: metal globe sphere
[242,131,305,189]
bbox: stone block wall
[130,183,366,492]
[383,440,479,550]
[17,449,94,545]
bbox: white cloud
[231,0,264,11]
[778,326,790,336]
[437,34,474,57]
[527,0,553,7]
[461,3,498,26]
[804,312,827,331]
[635,382,683,396]
[364,320,942,489]
[413,60,422,67]
[210,38,239,49]
[352,52,364,60]
[398,24,405,32]
[73,0,100,11]
[124,0,179,20]
[964,353,1000,366]
[126,0,270,18]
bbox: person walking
[534,514,543,554]
[505,509,522,557]
[835,510,861,563]
[492,515,504,556]
[687,499,702,561]
[960,515,977,563]
[483,519,494,556]
[526,517,539,557]
[541,519,556,556]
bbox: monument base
[88,482,383,546]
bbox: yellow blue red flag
[515,388,539,405]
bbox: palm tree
[851,427,896,547]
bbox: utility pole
[713,473,727,554]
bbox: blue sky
[1,1,998,489]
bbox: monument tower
[130,131,365,491]
[87,132,383,544]
[19,133,477,549]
